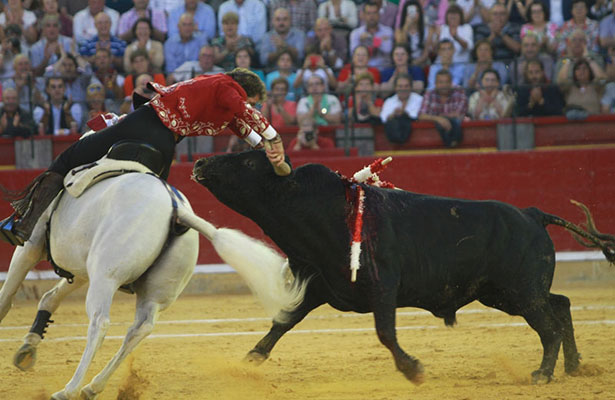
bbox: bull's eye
[243,158,256,169]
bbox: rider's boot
[0,172,64,246]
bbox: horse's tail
[176,208,308,323]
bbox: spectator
[168,0,216,43]
[555,29,606,83]
[337,45,381,94]
[73,0,120,44]
[433,4,473,64]
[40,0,73,38]
[85,81,106,120]
[427,39,465,89]
[33,76,81,135]
[258,7,305,69]
[514,33,554,84]
[295,52,337,94]
[548,0,574,26]
[381,44,426,95]
[269,0,317,34]
[261,76,297,128]
[349,1,394,69]
[148,0,184,15]
[467,69,513,120]
[45,53,91,115]
[474,3,521,61]
[590,0,612,20]
[0,87,36,137]
[217,0,267,44]
[317,0,358,34]
[163,13,208,74]
[0,25,24,80]
[372,0,398,29]
[211,11,255,71]
[123,49,165,96]
[602,82,615,114]
[515,59,564,116]
[521,2,557,54]
[394,0,430,67]
[123,18,165,74]
[395,0,447,30]
[171,44,224,83]
[599,1,615,51]
[288,116,335,151]
[606,44,615,82]
[117,0,167,43]
[464,39,508,90]
[297,74,342,126]
[305,18,348,70]
[2,54,45,113]
[503,0,530,25]
[265,50,298,101]
[555,0,600,56]
[454,0,495,29]
[30,14,73,77]
[418,69,467,147]
[234,47,265,82]
[380,73,422,143]
[120,72,156,113]
[349,73,383,124]
[559,58,606,115]
[90,47,124,112]
[0,0,38,45]
[79,12,127,71]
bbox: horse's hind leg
[550,293,581,374]
[14,277,87,371]
[52,279,117,400]
[80,299,161,399]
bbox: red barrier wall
[1,146,613,272]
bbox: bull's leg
[80,300,160,399]
[14,277,87,371]
[0,240,45,322]
[245,288,324,365]
[370,291,424,384]
[522,303,563,384]
[549,293,581,374]
[51,279,117,400]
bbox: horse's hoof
[80,385,98,400]
[50,390,69,400]
[243,349,268,365]
[531,369,552,384]
[13,343,37,371]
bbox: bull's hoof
[80,385,99,399]
[243,349,269,365]
[565,353,581,374]
[397,356,425,385]
[13,343,37,371]
[531,369,552,384]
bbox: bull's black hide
[193,150,615,384]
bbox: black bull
[193,150,615,384]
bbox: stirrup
[0,212,26,246]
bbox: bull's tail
[537,200,615,264]
[176,208,308,322]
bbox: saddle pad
[64,156,153,198]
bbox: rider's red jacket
[147,74,271,140]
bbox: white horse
[0,172,305,400]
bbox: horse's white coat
[0,172,305,400]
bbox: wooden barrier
[1,146,613,271]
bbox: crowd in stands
[0,0,613,147]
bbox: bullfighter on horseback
[0,68,286,246]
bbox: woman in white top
[394,0,430,67]
[123,18,165,74]
[317,0,358,34]
[433,4,473,64]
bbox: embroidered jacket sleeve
[218,82,271,139]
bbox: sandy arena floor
[0,266,614,400]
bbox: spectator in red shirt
[348,72,383,124]
[288,116,335,151]
[261,77,298,128]
[337,45,381,95]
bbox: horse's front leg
[0,237,45,322]
[51,278,117,400]
[14,277,87,371]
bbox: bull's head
[192,150,293,216]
